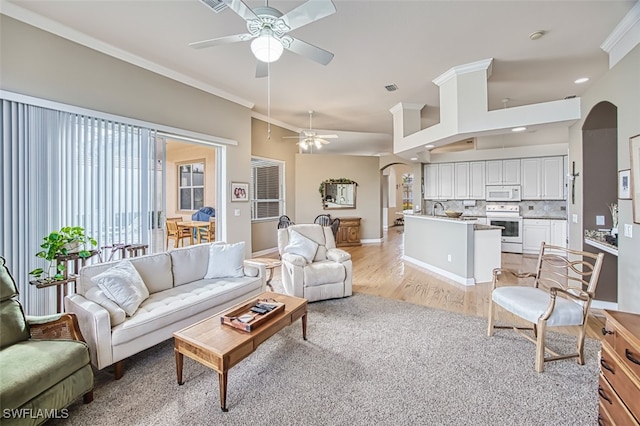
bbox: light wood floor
[269,226,606,341]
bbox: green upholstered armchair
[0,257,93,425]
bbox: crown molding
[432,58,493,87]
[601,1,640,68]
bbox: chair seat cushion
[0,339,90,410]
[303,261,346,287]
[492,286,585,326]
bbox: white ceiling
[2,0,636,156]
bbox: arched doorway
[582,101,617,302]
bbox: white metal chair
[487,242,604,372]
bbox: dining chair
[197,217,216,243]
[487,242,604,372]
[277,215,294,229]
[314,214,332,227]
[165,218,190,249]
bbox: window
[251,157,284,220]
[402,173,413,210]
[178,161,204,211]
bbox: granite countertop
[521,216,567,220]
[474,224,503,231]
[584,230,618,249]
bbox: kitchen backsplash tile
[423,200,567,218]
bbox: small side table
[250,257,282,291]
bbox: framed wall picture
[231,182,249,202]
[630,134,640,223]
[619,169,631,199]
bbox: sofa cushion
[84,287,127,326]
[170,244,212,286]
[92,260,150,316]
[111,276,261,346]
[303,261,346,287]
[0,339,90,410]
[284,231,318,264]
[204,242,245,279]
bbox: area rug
[53,294,600,426]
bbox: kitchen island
[403,214,502,285]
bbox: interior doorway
[582,101,618,302]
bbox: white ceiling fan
[284,110,338,151]
[190,0,336,78]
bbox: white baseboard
[252,247,279,257]
[402,255,475,286]
[591,300,618,311]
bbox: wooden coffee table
[173,292,307,412]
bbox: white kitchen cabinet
[469,161,486,199]
[550,219,567,248]
[438,163,455,199]
[454,162,469,199]
[523,219,551,254]
[521,156,565,200]
[424,164,438,199]
[486,159,520,185]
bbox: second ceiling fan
[284,111,338,151]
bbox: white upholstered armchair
[277,224,352,302]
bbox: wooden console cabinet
[336,217,361,247]
[598,310,640,425]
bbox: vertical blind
[0,99,162,314]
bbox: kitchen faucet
[433,202,445,216]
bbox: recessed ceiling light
[574,77,589,84]
[425,144,435,149]
[512,127,527,132]
[410,157,418,161]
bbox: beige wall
[1,16,253,253]
[295,154,382,241]
[165,140,217,219]
[568,43,640,313]
[250,118,298,253]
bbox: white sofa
[65,242,266,378]
[277,224,352,302]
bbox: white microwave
[486,185,522,202]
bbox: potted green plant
[29,226,98,281]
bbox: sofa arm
[65,294,114,370]
[327,248,351,263]
[243,260,267,290]
[27,313,86,342]
[281,253,307,267]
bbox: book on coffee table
[220,297,285,332]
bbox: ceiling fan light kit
[250,30,283,63]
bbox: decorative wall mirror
[321,179,357,210]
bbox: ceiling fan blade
[281,0,336,32]
[255,61,269,78]
[316,138,331,145]
[224,0,259,21]
[189,33,252,49]
[285,36,334,65]
[317,134,338,139]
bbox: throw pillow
[284,230,318,264]
[204,241,246,279]
[92,260,150,316]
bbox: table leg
[265,267,274,291]
[302,312,307,341]
[219,371,228,412]
[175,349,184,385]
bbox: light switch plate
[572,214,578,223]
[234,209,240,217]
[596,215,605,226]
[624,224,633,238]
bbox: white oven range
[485,204,523,253]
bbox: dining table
[177,220,210,245]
